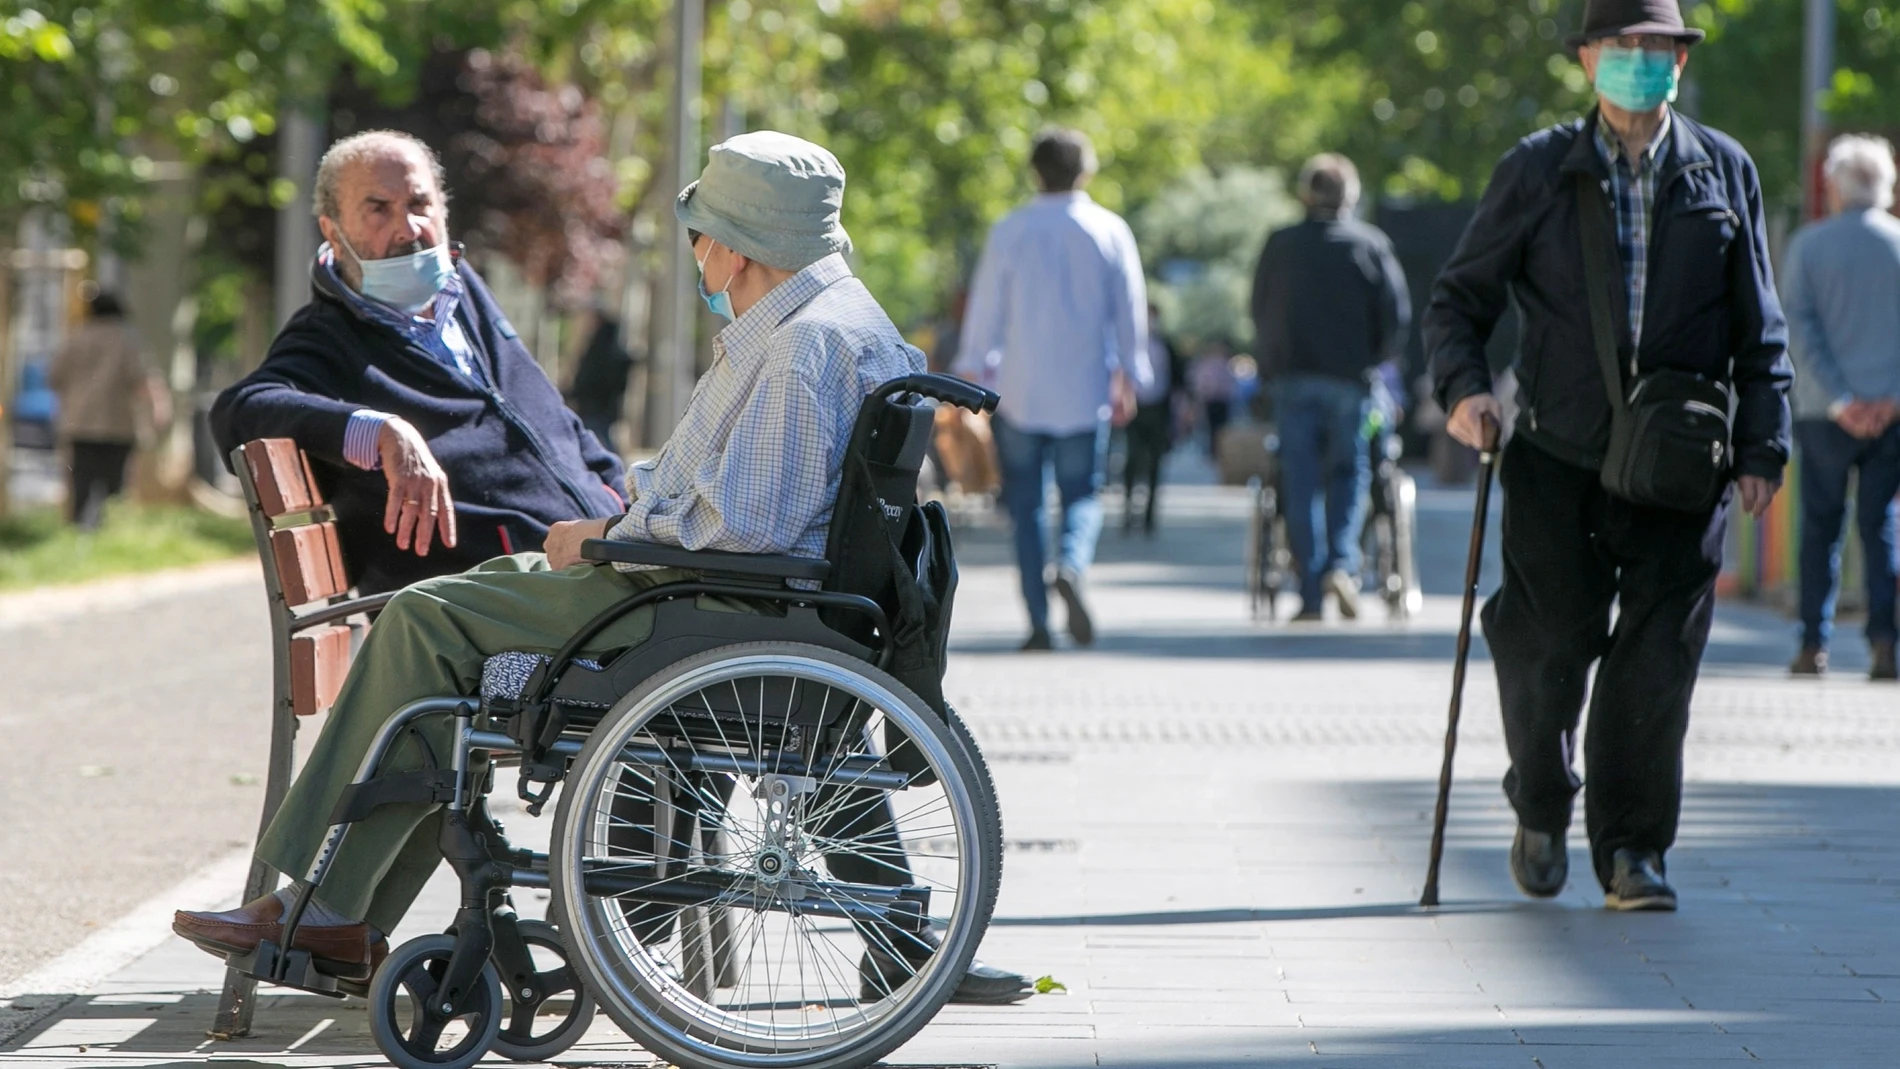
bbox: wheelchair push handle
[877,373,999,415]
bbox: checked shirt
[606,253,924,563]
[1593,110,1673,347]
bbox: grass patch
[0,503,254,591]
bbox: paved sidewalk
[5,466,1899,1067]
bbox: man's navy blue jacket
[1425,110,1793,481]
[212,257,627,594]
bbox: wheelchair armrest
[579,539,831,583]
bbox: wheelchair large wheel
[551,642,1000,1069]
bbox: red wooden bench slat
[270,523,348,606]
[242,439,322,518]
[289,624,352,716]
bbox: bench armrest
[290,591,397,631]
[579,539,831,583]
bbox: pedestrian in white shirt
[955,128,1152,650]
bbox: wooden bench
[211,439,394,1038]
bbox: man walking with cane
[1425,0,1792,911]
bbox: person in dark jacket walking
[211,130,626,595]
[1425,0,1793,912]
[1252,153,1410,620]
[565,306,638,451]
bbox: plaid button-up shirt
[1593,110,1672,346]
[607,253,925,562]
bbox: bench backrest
[236,439,361,717]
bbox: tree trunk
[126,158,205,505]
[0,247,13,520]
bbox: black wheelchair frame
[224,373,1002,1068]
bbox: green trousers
[256,554,699,934]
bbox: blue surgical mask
[1593,45,1679,112]
[695,252,735,322]
[335,232,455,314]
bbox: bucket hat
[676,131,851,271]
[1566,0,1704,49]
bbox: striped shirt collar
[315,243,465,343]
[714,253,853,366]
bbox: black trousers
[1480,437,1727,889]
[1122,402,1170,530]
[67,439,133,530]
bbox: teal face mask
[1593,45,1679,112]
[696,252,735,322]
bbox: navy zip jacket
[212,257,626,595]
[1251,214,1410,385]
[1425,110,1793,480]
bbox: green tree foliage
[1280,0,1593,203]
[1689,0,1900,213]
[1133,167,1300,349]
[710,0,1355,325]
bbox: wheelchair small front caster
[368,934,504,1069]
[491,919,596,1062]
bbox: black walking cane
[1420,415,1500,909]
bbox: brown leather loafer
[173,893,387,979]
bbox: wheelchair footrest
[225,939,364,1000]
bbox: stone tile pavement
[4,467,1898,1067]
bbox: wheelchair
[1245,423,1420,621]
[222,374,1007,1069]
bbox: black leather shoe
[1604,848,1677,912]
[1509,825,1568,898]
[859,945,1034,1005]
[1872,639,1897,682]
[1019,628,1053,652]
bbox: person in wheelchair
[174,131,1031,1010]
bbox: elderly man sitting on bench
[174,131,1033,1006]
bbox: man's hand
[544,517,612,569]
[378,418,457,557]
[1738,475,1778,518]
[1835,399,1889,439]
[1873,399,1900,436]
[1447,393,1503,451]
[1110,369,1138,428]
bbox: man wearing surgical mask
[1425,0,1792,911]
[211,130,627,595]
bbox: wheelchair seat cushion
[480,651,608,706]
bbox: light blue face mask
[696,251,736,322]
[1594,45,1679,112]
[335,231,455,314]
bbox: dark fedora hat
[1566,0,1706,49]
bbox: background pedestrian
[1781,133,1900,681]
[955,127,1151,651]
[566,305,637,453]
[1251,152,1410,621]
[1122,301,1186,535]
[49,291,166,530]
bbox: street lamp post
[1800,0,1834,220]
[651,0,704,441]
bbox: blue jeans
[1273,374,1372,610]
[993,416,1109,631]
[1796,419,1900,649]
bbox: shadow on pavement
[992,901,1520,926]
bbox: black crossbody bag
[1575,175,1732,513]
